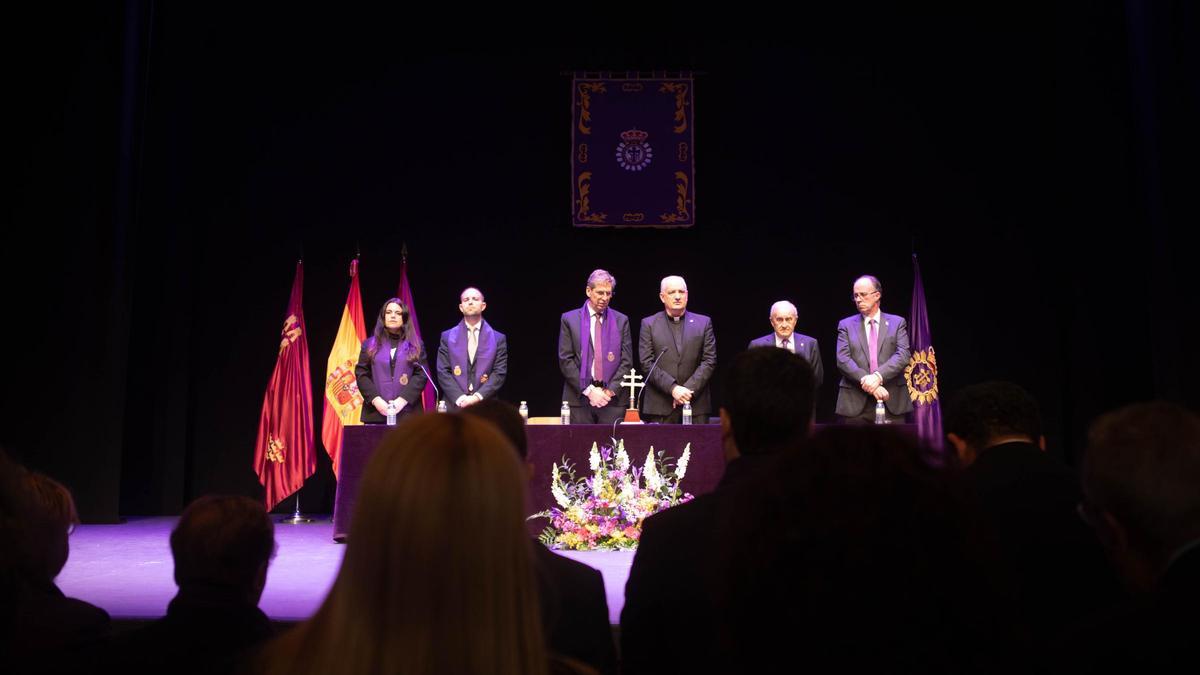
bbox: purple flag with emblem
[908,254,943,458]
[571,75,695,228]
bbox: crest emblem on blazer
[480,373,489,384]
[453,365,462,377]
[399,373,409,386]
[607,351,615,362]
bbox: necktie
[868,319,879,373]
[592,313,604,382]
[782,338,792,352]
[468,326,478,364]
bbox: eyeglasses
[852,291,879,300]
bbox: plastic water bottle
[519,401,529,422]
[436,400,448,413]
[386,404,397,426]
[560,401,571,425]
[874,400,886,425]
[682,402,692,425]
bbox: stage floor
[57,517,634,624]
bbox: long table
[333,423,724,540]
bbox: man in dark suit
[435,287,508,412]
[1065,402,1200,673]
[835,275,911,423]
[945,382,1121,653]
[558,269,633,425]
[638,275,717,424]
[461,400,618,675]
[621,347,816,675]
[107,495,276,675]
[747,299,823,388]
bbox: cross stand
[621,368,645,424]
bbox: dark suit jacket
[960,442,1121,646]
[435,319,507,411]
[534,544,617,675]
[106,588,274,675]
[748,332,824,388]
[638,311,717,416]
[834,311,912,416]
[621,454,771,675]
[557,307,633,408]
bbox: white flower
[675,444,691,481]
[615,444,630,472]
[589,443,601,472]
[643,448,663,492]
[552,483,570,508]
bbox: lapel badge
[453,365,462,377]
[480,373,489,384]
[607,351,615,362]
[399,373,409,386]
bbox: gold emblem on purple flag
[399,373,409,386]
[453,365,462,377]
[607,351,615,362]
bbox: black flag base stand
[280,493,314,524]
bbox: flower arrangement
[532,439,693,551]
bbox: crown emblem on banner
[620,128,649,143]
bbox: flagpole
[280,492,314,524]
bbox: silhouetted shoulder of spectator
[714,426,1024,674]
[533,546,615,675]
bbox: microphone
[415,361,441,408]
[637,348,669,410]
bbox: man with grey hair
[748,300,823,388]
[638,275,717,424]
[558,269,633,424]
[1067,401,1200,671]
[835,275,911,423]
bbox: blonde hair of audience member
[256,414,548,675]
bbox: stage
[56,517,634,625]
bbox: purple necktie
[592,313,604,383]
[782,338,791,352]
[868,319,879,373]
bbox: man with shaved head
[638,275,717,424]
[748,300,823,388]
[436,286,508,411]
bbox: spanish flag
[321,258,367,478]
[253,261,316,510]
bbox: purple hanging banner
[571,75,695,228]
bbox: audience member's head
[1081,401,1200,591]
[461,399,528,459]
[0,452,79,591]
[944,381,1044,466]
[170,495,275,603]
[256,413,547,675]
[715,426,1018,671]
[721,347,816,459]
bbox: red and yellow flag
[253,262,316,510]
[321,258,367,478]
